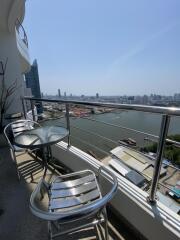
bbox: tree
[142,134,180,167]
[0,59,19,132]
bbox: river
[43,111,180,159]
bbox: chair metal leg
[42,148,48,179]
[43,165,48,179]
[30,172,34,182]
[48,146,52,160]
[48,221,52,240]
[35,150,37,159]
[103,208,109,240]
[16,164,21,180]
[11,149,20,180]
[94,225,100,240]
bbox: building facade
[0,0,30,123]
[25,59,43,113]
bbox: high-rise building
[58,89,61,97]
[25,59,43,113]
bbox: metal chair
[30,167,118,240]
[4,119,41,180]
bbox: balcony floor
[0,147,140,240]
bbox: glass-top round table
[14,125,69,177]
[14,126,69,149]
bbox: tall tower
[25,59,43,113]
[58,89,61,98]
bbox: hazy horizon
[43,93,179,98]
[24,0,180,96]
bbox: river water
[44,111,180,158]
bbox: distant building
[96,93,99,98]
[174,93,180,101]
[25,59,43,113]
[64,92,66,98]
[110,146,166,181]
[142,95,148,105]
[58,89,61,98]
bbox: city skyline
[44,90,180,98]
[24,0,180,96]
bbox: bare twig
[0,59,19,130]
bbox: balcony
[0,97,179,240]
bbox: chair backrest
[11,121,33,137]
[4,119,40,148]
[49,170,102,214]
[30,167,118,221]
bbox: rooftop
[109,146,167,180]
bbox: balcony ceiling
[0,0,25,32]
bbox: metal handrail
[22,97,180,204]
[23,96,180,147]
[23,96,180,116]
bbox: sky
[24,0,180,96]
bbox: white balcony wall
[0,1,25,32]
[0,0,30,119]
[0,30,24,115]
[52,142,180,240]
[16,29,31,73]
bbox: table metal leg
[42,147,48,179]
[42,145,55,178]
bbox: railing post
[21,97,27,119]
[65,103,71,147]
[30,100,35,121]
[147,114,170,204]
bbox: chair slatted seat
[50,189,100,210]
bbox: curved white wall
[0,0,30,119]
[8,0,25,32]
[0,0,25,32]
[0,30,25,115]
[16,29,31,73]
